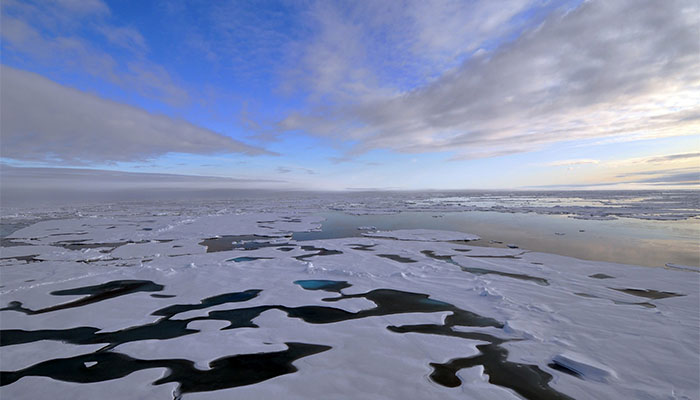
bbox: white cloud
[280,0,547,105]
[0,0,186,105]
[405,0,536,71]
[279,0,700,160]
[97,25,148,53]
[545,159,600,167]
[0,66,273,163]
[52,0,109,16]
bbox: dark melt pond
[199,235,289,253]
[1,278,573,399]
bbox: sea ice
[551,353,616,382]
[0,202,697,400]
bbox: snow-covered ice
[0,199,697,400]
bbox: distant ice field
[0,191,698,399]
[3,190,698,268]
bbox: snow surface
[0,205,698,400]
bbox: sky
[1,0,699,192]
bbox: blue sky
[1,0,698,190]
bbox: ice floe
[550,353,616,382]
[0,204,697,400]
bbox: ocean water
[293,210,699,267]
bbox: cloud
[282,0,549,101]
[0,165,288,205]
[0,66,273,163]
[605,151,700,167]
[276,166,316,175]
[280,0,700,159]
[616,167,697,178]
[524,182,621,189]
[646,152,700,164]
[165,1,302,87]
[52,0,109,16]
[124,61,188,104]
[0,164,284,187]
[532,167,699,189]
[96,25,148,53]
[615,168,699,184]
[634,171,699,185]
[403,0,541,72]
[0,0,186,105]
[544,159,599,167]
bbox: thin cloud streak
[606,151,700,168]
[530,169,699,189]
[0,165,285,187]
[544,159,599,167]
[616,167,698,178]
[631,172,699,184]
[646,152,700,164]
[0,165,290,206]
[276,166,316,175]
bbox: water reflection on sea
[293,211,700,268]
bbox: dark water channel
[0,278,573,399]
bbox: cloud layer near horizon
[0,66,272,163]
[0,164,283,188]
[280,0,700,159]
[0,164,289,206]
